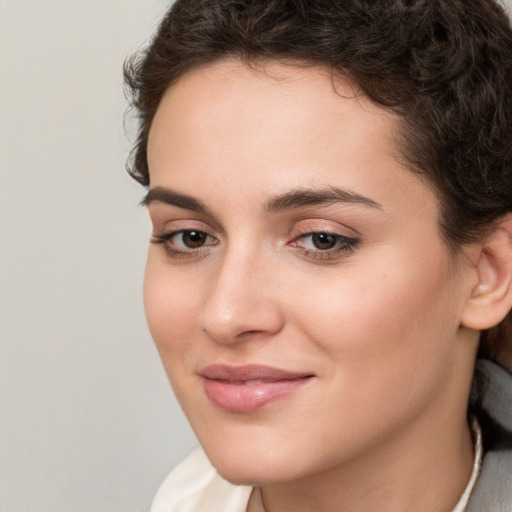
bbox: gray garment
[468,360,512,512]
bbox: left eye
[295,232,359,254]
[308,233,338,250]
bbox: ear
[461,214,512,330]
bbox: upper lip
[200,364,314,382]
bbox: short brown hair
[124,0,512,362]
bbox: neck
[255,411,474,512]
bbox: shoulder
[467,449,512,512]
[468,359,512,512]
[150,448,253,512]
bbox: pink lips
[201,364,314,413]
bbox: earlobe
[461,214,512,331]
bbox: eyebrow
[141,185,382,213]
[141,187,211,214]
[264,186,382,212]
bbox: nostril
[198,283,285,343]
[235,329,267,339]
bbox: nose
[198,250,285,344]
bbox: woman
[125,1,512,510]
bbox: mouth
[200,364,315,413]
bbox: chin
[215,466,272,487]
[212,458,296,487]
[201,437,314,487]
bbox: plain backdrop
[1,1,511,511]
[0,2,197,511]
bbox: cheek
[143,256,197,361]
[281,264,461,453]
[143,263,204,417]
[292,249,460,385]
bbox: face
[144,60,477,485]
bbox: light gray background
[1,1,511,511]
[0,2,197,511]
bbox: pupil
[312,233,336,250]
[183,231,206,248]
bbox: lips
[200,364,314,413]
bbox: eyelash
[151,230,218,259]
[292,232,360,260]
[151,229,359,261]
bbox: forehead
[148,58,399,171]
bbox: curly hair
[124,0,512,364]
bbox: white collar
[451,417,483,512]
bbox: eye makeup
[151,229,218,259]
[289,231,360,260]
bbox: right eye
[151,229,218,257]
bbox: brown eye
[181,230,207,248]
[311,233,337,250]
[293,231,360,260]
[151,228,217,258]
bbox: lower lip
[202,377,312,413]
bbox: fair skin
[144,59,488,512]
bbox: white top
[151,421,482,512]
[151,448,252,512]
